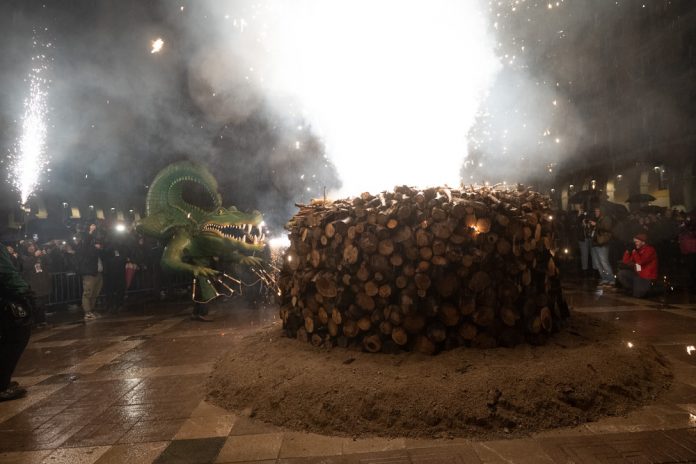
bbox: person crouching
[618,233,658,298]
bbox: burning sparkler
[11,37,51,205]
[151,38,164,54]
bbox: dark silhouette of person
[0,246,33,401]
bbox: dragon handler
[137,162,267,321]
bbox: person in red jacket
[617,233,658,298]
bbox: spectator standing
[102,235,127,313]
[679,213,696,293]
[5,246,22,273]
[618,233,658,298]
[76,224,104,320]
[0,245,32,401]
[575,207,596,277]
[125,236,146,291]
[20,245,49,327]
[589,206,615,287]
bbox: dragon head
[200,206,266,254]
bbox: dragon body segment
[137,161,266,302]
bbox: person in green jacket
[0,245,32,401]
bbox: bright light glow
[627,342,634,348]
[114,223,127,233]
[563,248,569,254]
[151,38,164,54]
[269,235,290,250]
[687,345,695,355]
[12,43,50,204]
[261,0,500,195]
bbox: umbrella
[601,201,629,219]
[626,193,656,203]
[568,190,599,204]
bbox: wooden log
[363,334,383,353]
[304,316,315,333]
[343,243,359,264]
[331,308,343,325]
[318,307,329,325]
[414,273,431,291]
[315,276,337,298]
[378,239,394,256]
[357,263,370,282]
[356,292,375,311]
[438,303,460,327]
[379,320,393,336]
[378,284,392,299]
[403,315,426,334]
[392,327,408,345]
[357,317,372,332]
[343,319,359,338]
[389,253,404,267]
[414,335,436,355]
[327,319,339,337]
[500,306,518,327]
[427,322,447,343]
[472,306,495,327]
[458,323,477,341]
[364,281,379,297]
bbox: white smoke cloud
[193,0,501,196]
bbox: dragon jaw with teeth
[136,161,266,302]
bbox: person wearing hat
[617,233,658,298]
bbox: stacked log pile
[278,185,569,354]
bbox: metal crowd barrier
[47,268,191,307]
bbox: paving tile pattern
[0,289,694,463]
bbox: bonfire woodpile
[278,185,569,354]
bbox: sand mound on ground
[207,312,672,439]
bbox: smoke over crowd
[0,0,691,229]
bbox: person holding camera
[576,206,597,277]
[588,206,615,287]
[618,233,658,298]
[0,245,33,401]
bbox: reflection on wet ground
[1,283,695,463]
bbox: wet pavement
[1,283,696,464]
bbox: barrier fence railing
[47,268,191,307]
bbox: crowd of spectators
[559,204,696,295]
[4,204,695,328]
[3,221,165,324]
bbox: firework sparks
[12,38,51,205]
[151,37,164,54]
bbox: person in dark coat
[588,206,615,287]
[0,245,33,401]
[102,234,128,313]
[75,224,104,320]
[20,244,49,327]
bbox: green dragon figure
[136,161,266,303]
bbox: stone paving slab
[1,290,695,463]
